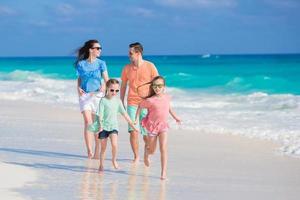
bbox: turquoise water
[1,54,300,94]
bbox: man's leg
[127,106,140,163]
[130,130,139,163]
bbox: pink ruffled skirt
[141,118,169,136]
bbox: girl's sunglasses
[152,84,164,89]
[110,89,119,93]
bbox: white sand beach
[0,161,37,200]
[0,100,300,200]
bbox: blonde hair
[105,79,120,95]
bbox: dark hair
[129,42,143,54]
[105,79,120,95]
[138,76,165,99]
[74,39,99,66]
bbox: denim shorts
[98,129,118,139]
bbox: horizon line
[1,52,300,58]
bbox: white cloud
[135,7,154,17]
[0,5,17,16]
[264,0,300,8]
[124,7,155,18]
[55,3,75,16]
[29,20,50,27]
[78,0,103,6]
[154,0,237,8]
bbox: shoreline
[0,100,300,199]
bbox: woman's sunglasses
[110,89,120,93]
[91,47,102,50]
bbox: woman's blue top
[76,58,107,93]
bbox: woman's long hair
[137,76,165,99]
[74,39,99,67]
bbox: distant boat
[201,54,211,58]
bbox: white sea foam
[0,71,78,107]
[168,88,300,157]
[1,72,300,157]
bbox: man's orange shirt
[121,61,158,106]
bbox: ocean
[1,54,300,156]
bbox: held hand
[100,85,106,93]
[133,120,138,125]
[78,88,85,96]
[130,122,138,132]
[133,126,139,132]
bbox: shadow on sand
[0,147,85,159]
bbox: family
[75,40,181,180]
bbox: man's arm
[120,80,127,107]
[151,63,159,77]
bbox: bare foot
[98,165,104,173]
[160,172,167,180]
[131,157,140,164]
[92,154,100,160]
[87,151,93,159]
[112,160,119,169]
[144,152,150,167]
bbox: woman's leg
[158,132,168,180]
[92,112,100,159]
[82,110,94,158]
[109,133,119,169]
[99,138,107,172]
[144,135,158,167]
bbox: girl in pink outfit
[135,76,181,180]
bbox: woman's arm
[100,71,109,93]
[77,78,85,96]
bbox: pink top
[139,94,171,134]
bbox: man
[120,42,159,163]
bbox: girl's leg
[82,110,94,158]
[144,135,158,167]
[109,133,119,169]
[158,132,168,180]
[99,138,108,172]
[93,134,100,159]
[143,135,149,167]
[148,135,158,155]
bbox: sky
[0,0,300,56]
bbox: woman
[75,39,109,159]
